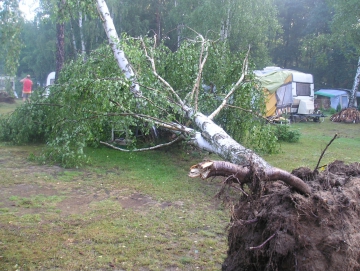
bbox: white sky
[19,0,40,21]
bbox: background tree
[0,0,310,196]
[0,0,23,76]
[327,0,360,107]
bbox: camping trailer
[46,72,55,86]
[44,71,55,96]
[254,67,322,121]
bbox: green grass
[0,144,228,271]
[0,101,359,270]
[263,118,360,171]
[0,99,23,115]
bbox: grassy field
[0,144,228,271]
[0,101,359,270]
[0,99,23,115]
[263,117,360,171]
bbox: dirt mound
[0,91,16,103]
[330,108,360,123]
[222,160,360,271]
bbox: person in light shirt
[20,75,33,102]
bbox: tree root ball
[222,160,360,271]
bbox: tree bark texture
[189,160,311,195]
[349,56,360,108]
[95,0,141,96]
[55,0,66,82]
[96,0,310,194]
[55,22,65,82]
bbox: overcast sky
[19,0,39,21]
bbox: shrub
[274,124,301,143]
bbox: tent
[314,89,360,110]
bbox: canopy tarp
[255,70,293,94]
[314,89,348,98]
[255,70,293,116]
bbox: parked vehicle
[254,67,323,122]
[44,71,55,96]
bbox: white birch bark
[220,1,231,40]
[95,0,141,96]
[79,11,86,56]
[191,113,270,168]
[95,0,270,170]
[349,56,360,108]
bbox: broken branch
[189,160,311,195]
[314,133,338,173]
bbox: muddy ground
[222,160,360,271]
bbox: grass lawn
[263,117,359,171]
[0,101,359,270]
[0,144,228,270]
[0,99,23,115]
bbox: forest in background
[0,0,359,93]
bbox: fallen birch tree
[95,0,311,195]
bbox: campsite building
[314,89,360,110]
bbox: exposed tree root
[189,160,312,195]
[191,160,360,271]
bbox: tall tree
[55,0,66,80]
[328,0,360,107]
[94,0,310,194]
[38,0,96,80]
[0,0,23,75]
[272,0,313,69]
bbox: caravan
[255,67,323,122]
[44,72,55,96]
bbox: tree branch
[313,133,338,172]
[100,135,183,152]
[189,160,311,195]
[140,37,188,111]
[225,104,269,122]
[188,33,209,112]
[208,45,250,120]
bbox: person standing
[20,75,33,102]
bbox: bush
[274,124,301,143]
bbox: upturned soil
[222,160,360,271]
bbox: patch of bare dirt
[222,160,360,271]
[0,154,183,216]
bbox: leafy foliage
[0,0,23,75]
[1,36,280,166]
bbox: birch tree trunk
[348,56,360,108]
[95,0,141,96]
[79,11,86,56]
[95,0,310,194]
[96,0,269,167]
